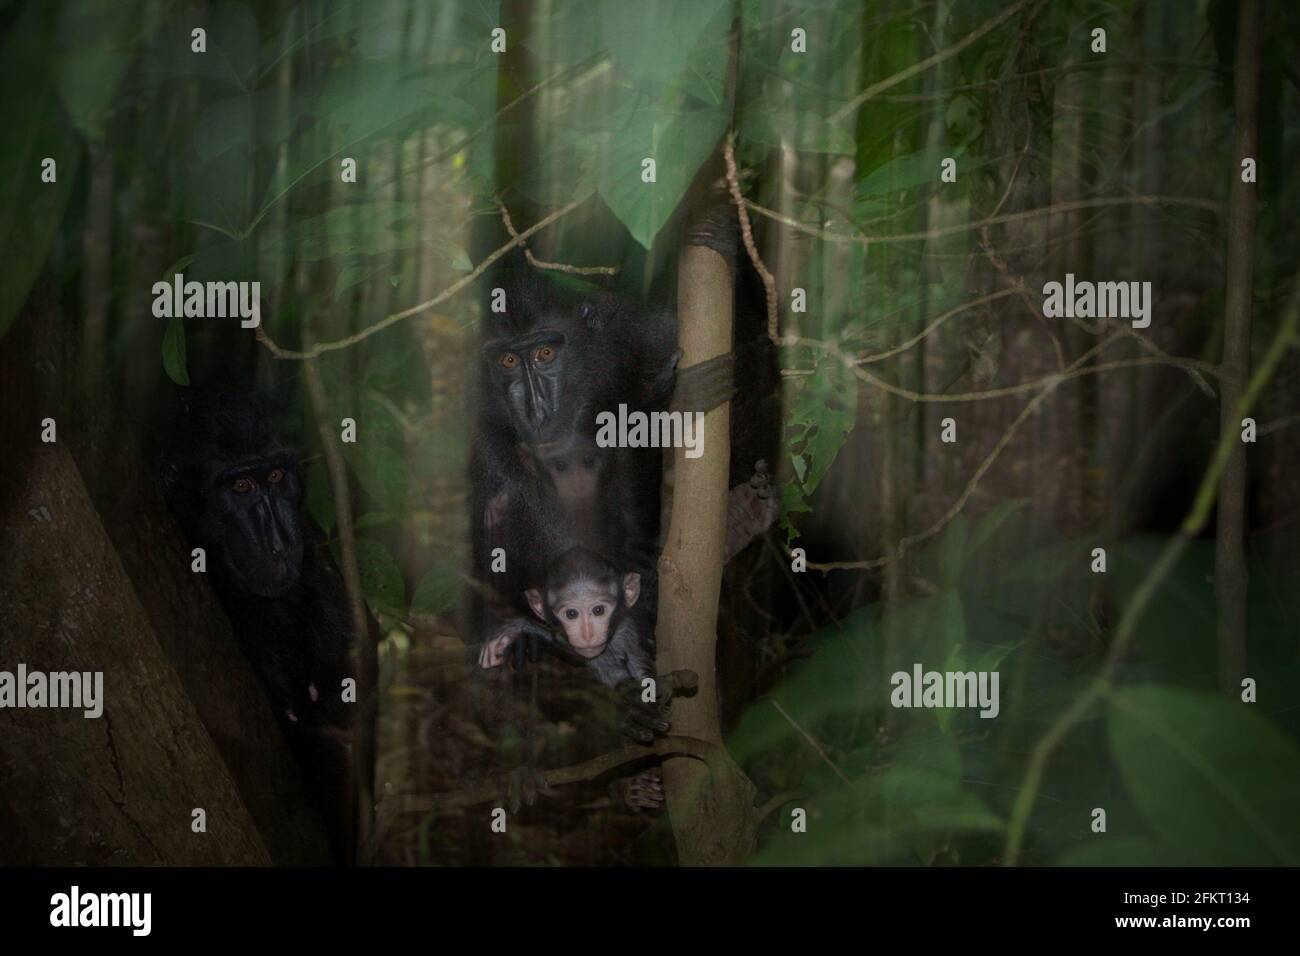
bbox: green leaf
[410,561,461,615]
[54,0,145,140]
[967,499,1028,558]
[785,359,857,498]
[751,765,1001,866]
[161,317,189,385]
[171,1,261,89]
[881,591,965,680]
[350,538,406,615]
[728,608,878,765]
[854,145,963,204]
[0,4,82,340]
[354,512,393,531]
[599,0,730,101]
[343,440,409,516]
[1108,685,1300,865]
[252,67,473,231]
[1053,838,1198,867]
[595,103,726,249]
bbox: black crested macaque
[155,389,359,861]
[468,263,740,663]
[469,264,680,650]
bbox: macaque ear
[525,588,545,620]
[622,572,641,608]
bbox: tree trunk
[656,240,757,865]
[1,281,333,864]
[1215,0,1262,696]
[0,443,271,865]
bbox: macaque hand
[614,670,698,744]
[478,632,516,669]
[478,618,553,670]
[500,765,552,814]
[611,769,664,813]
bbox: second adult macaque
[478,547,653,688]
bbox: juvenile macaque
[478,547,653,688]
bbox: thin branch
[257,199,585,360]
[1002,278,1300,865]
[770,698,851,785]
[745,194,1225,247]
[301,352,374,848]
[400,56,608,185]
[851,355,1220,404]
[1260,412,1300,437]
[755,790,805,824]
[497,200,619,276]
[830,0,1034,122]
[377,735,719,813]
[808,334,1126,572]
[724,130,779,342]
[853,286,1022,365]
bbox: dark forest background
[1,0,1299,866]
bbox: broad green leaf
[1053,838,1199,867]
[855,145,964,204]
[0,4,81,340]
[1108,684,1300,865]
[595,104,726,249]
[354,512,393,531]
[967,499,1029,559]
[600,0,730,102]
[252,67,478,231]
[752,765,1001,866]
[343,441,409,517]
[54,0,146,140]
[411,561,461,615]
[785,358,857,498]
[937,639,1019,731]
[881,591,965,679]
[349,538,406,615]
[729,608,878,765]
[152,2,261,90]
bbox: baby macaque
[478,547,653,688]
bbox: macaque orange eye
[592,605,606,617]
[534,346,556,363]
[267,467,286,484]
[499,352,519,370]
[232,477,255,494]
[564,608,579,621]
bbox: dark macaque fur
[467,209,778,657]
[154,388,358,860]
[468,259,675,650]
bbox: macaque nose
[525,376,549,428]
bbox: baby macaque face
[524,434,607,506]
[526,570,640,659]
